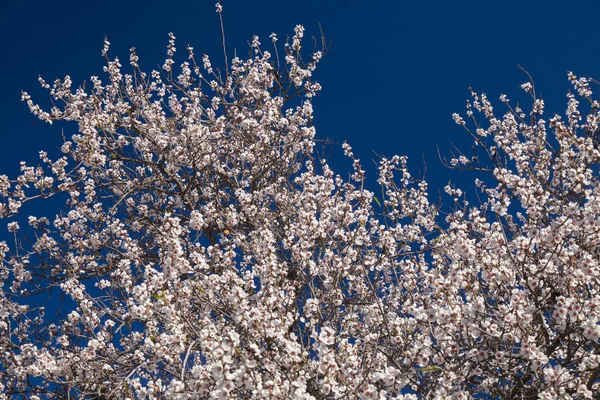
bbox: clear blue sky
[1,0,600,199]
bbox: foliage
[2,6,600,399]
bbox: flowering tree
[2,7,600,400]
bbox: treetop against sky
[2,0,600,187]
[1,1,600,399]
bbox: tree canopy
[2,10,600,399]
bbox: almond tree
[1,5,599,399]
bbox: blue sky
[1,0,600,201]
